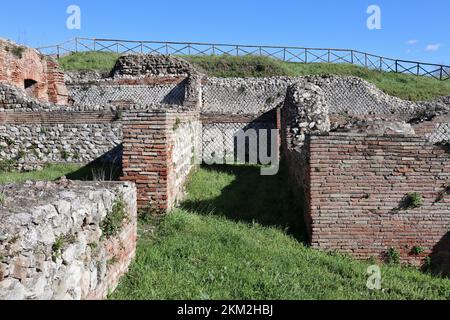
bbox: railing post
[379,57,382,72]
[395,60,398,73]
[140,42,143,54]
[417,63,420,76]
[166,43,169,55]
[328,49,331,63]
[236,46,239,57]
[440,66,444,81]
[57,45,60,59]
[93,39,96,51]
[283,48,286,61]
[259,47,262,56]
[350,50,354,64]
[212,45,215,56]
[75,38,78,53]
[305,49,308,63]
[365,53,368,67]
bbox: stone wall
[0,93,123,170]
[111,55,198,79]
[0,123,121,171]
[68,83,186,107]
[0,39,68,105]
[169,113,202,207]
[305,133,450,272]
[121,107,201,210]
[0,180,137,300]
[202,112,277,164]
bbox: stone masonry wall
[121,107,200,210]
[202,75,449,117]
[306,133,450,271]
[0,180,137,300]
[169,114,202,207]
[68,83,186,107]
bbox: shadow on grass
[181,164,308,244]
[425,232,450,278]
[66,161,122,181]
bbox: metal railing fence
[37,37,450,80]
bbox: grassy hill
[58,52,450,101]
[110,165,450,300]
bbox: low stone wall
[121,107,201,210]
[305,133,450,271]
[0,180,137,300]
[0,122,121,170]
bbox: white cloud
[407,39,419,45]
[425,43,441,52]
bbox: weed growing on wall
[101,197,127,238]
[52,234,76,261]
[0,160,16,172]
[404,192,424,209]
[412,246,425,255]
[386,247,400,265]
[5,45,25,59]
[173,118,182,131]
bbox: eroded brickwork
[0,39,68,105]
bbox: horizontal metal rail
[37,37,450,81]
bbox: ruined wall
[412,114,450,144]
[0,180,137,300]
[0,39,68,105]
[305,133,450,271]
[202,75,449,117]
[202,112,277,164]
[121,107,201,210]
[111,54,197,79]
[169,114,202,207]
[69,83,186,107]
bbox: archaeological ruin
[0,39,449,299]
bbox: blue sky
[1,0,448,64]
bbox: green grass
[58,51,120,72]
[58,52,450,101]
[0,162,121,185]
[111,165,450,300]
[0,163,82,184]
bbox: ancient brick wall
[0,180,137,300]
[304,133,450,271]
[0,39,68,105]
[121,108,201,210]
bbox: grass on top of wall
[58,51,120,72]
[110,165,450,300]
[58,51,450,101]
